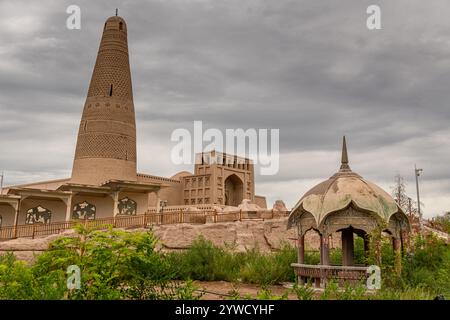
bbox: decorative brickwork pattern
[71,16,137,185]
[74,133,136,161]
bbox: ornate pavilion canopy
[288,136,409,238]
[288,137,410,287]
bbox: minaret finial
[115,8,118,16]
[340,136,351,171]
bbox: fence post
[214,209,217,223]
[32,224,35,239]
[239,209,242,221]
[143,211,147,228]
[180,210,183,224]
[272,209,274,219]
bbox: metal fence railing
[0,209,290,241]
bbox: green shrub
[1,226,448,300]
[169,239,297,285]
[304,250,320,264]
[370,285,435,300]
[239,245,296,285]
[255,288,289,300]
[400,235,450,297]
[330,249,342,265]
[168,237,239,282]
[292,281,315,300]
[1,225,203,300]
[0,252,67,300]
[353,237,367,265]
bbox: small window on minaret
[119,22,123,31]
[109,84,113,96]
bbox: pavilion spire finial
[340,136,351,172]
[115,8,118,16]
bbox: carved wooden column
[320,234,330,288]
[13,200,20,238]
[342,228,354,266]
[298,232,305,264]
[113,191,119,217]
[297,228,305,285]
[65,194,73,222]
[155,191,161,213]
[320,234,330,265]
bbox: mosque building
[0,15,267,230]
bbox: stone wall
[0,218,342,263]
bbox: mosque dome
[288,137,404,229]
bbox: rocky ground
[0,217,344,262]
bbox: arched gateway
[224,174,244,207]
[288,137,410,287]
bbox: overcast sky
[0,0,449,218]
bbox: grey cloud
[0,0,449,216]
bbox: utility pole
[0,171,3,195]
[415,165,423,230]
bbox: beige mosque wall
[161,181,184,206]
[148,181,184,207]
[0,204,15,227]
[72,195,113,220]
[71,152,137,186]
[119,192,149,215]
[137,174,185,207]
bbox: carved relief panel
[118,197,137,215]
[72,201,96,220]
[25,206,52,225]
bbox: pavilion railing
[0,209,290,241]
[291,263,369,288]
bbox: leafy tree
[390,174,419,220]
[1,225,201,300]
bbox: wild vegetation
[429,212,450,234]
[0,226,202,300]
[0,224,448,300]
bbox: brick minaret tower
[71,15,137,185]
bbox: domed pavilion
[288,137,410,287]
